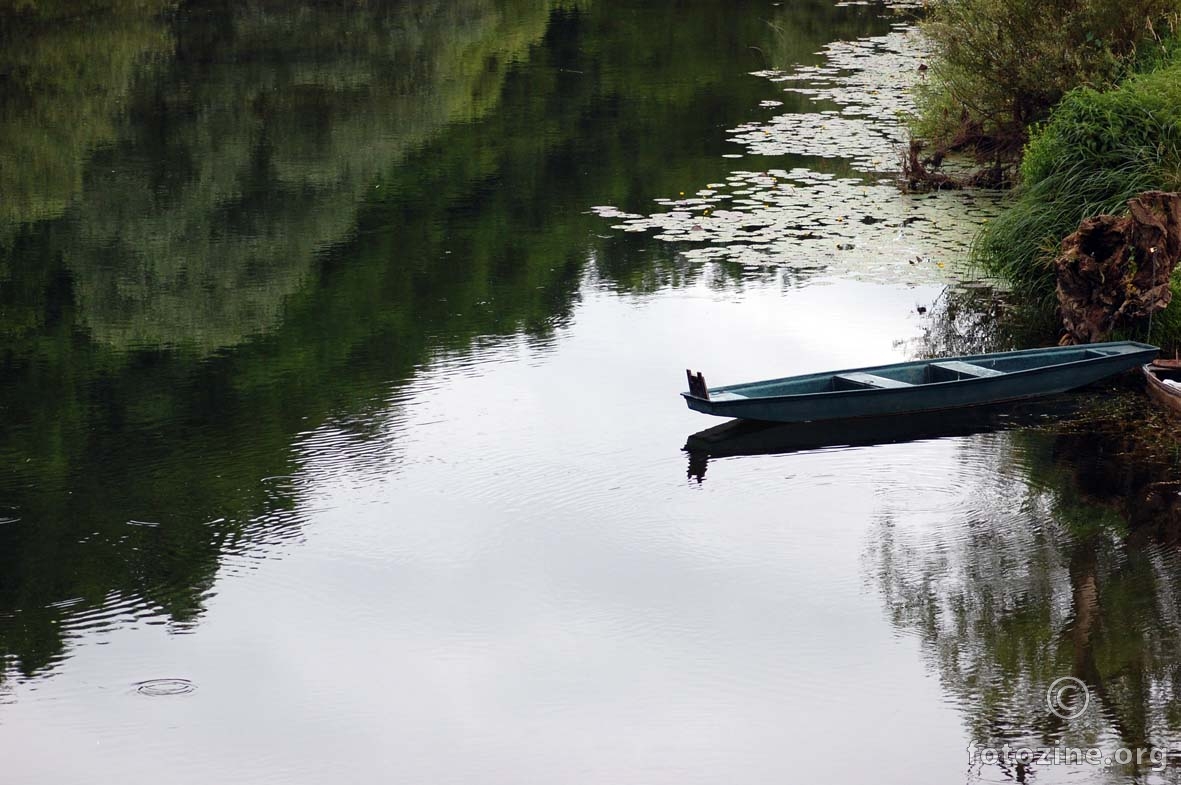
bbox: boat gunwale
[681,341,1159,404]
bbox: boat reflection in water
[683,396,1083,482]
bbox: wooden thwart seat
[930,360,1003,378]
[834,372,913,390]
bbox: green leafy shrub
[914,0,1180,154]
[973,58,1181,301]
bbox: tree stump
[1056,191,1181,345]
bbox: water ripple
[133,678,196,697]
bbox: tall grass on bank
[974,59,1181,302]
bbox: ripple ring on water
[134,678,196,697]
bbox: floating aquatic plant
[593,21,1001,287]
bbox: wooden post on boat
[686,370,710,400]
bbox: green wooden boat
[682,341,1158,423]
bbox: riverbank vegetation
[911,0,1181,343]
[913,0,1179,171]
[974,60,1181,299]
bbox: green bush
[974,58,1181,300]
[914,0,1180,152]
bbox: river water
[3,2,1181,783]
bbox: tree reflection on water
[872,392,1181,781]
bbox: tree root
[899,140,962,192]
[900,119,1022,193]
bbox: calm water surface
[3,2,1181,783]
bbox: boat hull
[682,342,1158,423]
[1143,363,1181,415]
